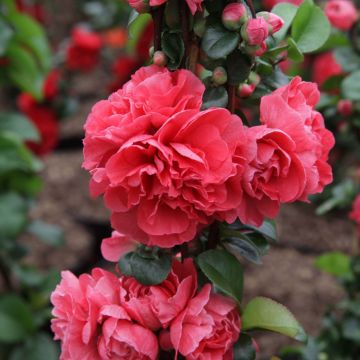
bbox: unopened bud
[245,41,267,57]
[212,66,228,85]
[257,11,284,35]
[238,83,255,98]
[222,3,248,31]
[248,71,261,86]
[241,17,269,46]
[153,51,167,66]
[337,99,353,117]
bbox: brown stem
[180,0,190,68]
[0,262,12,291]
[151,5,165,52]
[244,0,256,18]
[227,85,237,113]
[207,221,220,250]
[180,243,189,262]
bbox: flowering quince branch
[50,1,336,359]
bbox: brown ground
[11,1,360,358]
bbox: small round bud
[337,99,353,117]
[222,3,248,31]
[248,71,261,86]
[149,46,154,58]
[241,18,269,46]
[257,11,284,35]
[194,16,206,37]
[238,83,255,98]
[244,41,267,57]
[212,66,228,85]
[153,51,167,66]
[195,64,212,80]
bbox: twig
[207,221,220,249]
[180,0,190,68]
[0,262,13,291]
[227,85,237,113]
[151,5,165,51]
[244,0,256,18]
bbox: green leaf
[233,334,256,360]
[161,31,184,70]
[202,86,228,109]
[27,220,64,247]
[226,50,252,86]
[318,30,350,52]
[341,70,360,101]
[202,24,239,59]
[5,44,44,100]
[272,3,299,42]
[0,192,28,239]
[0,112,39,141]
[119,250,172,285]
[342,318,360,342]
[128,9,139,28]
[9,332,59,360]
[0,16,13,55]
[242,297,307,341]
[7,12,51,71]
[127,12,151,52]
[314,251,351,278]
[197,249,244,303]
[244,220,278,242]
[13,265,45,287]
[287,37,304,62]
[291,0,331,53]
[0,295,35,343]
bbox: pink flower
[312,52,343,89]
[101,231,137,262]
[128,0,149,13]
[83,65,247,247]
[119,258,198,331]
[349,195,360,235]
[325,0,358,31]
[222,3,248,31]
[51,269,159,359]
[241,18,269,46]
[237,126,306,226]
[260,77,335,203]
[257,11,284,35]
[337,99,353,116]
[160,285,241,359]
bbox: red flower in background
[15,0,46,23]
[349,195,360,236]
[18,93,59,156]
[66,27,102,72]
[311,51,343,90]
[325,0,358,31]
[262,0,303,10]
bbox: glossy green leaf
[119,250,172,285]
[226,50,252,85]
[287,37,304,62]
[127,12,151,52]
[334,47,360,73]
[244,220,278,242]
[161,31,184,70]
[197,249,244,302]
[0,295,35,343]
[315,252,351,278]
[242,297,307,341]
[272,3,299,42]
[9,332,59,360]
[0,16,13,55]
[0,192,28,239]
[7,12,51,71]
[291,0,331,53]
[0,112,39,141]
[27,220,64,247]
[341,70,360,101]
[202,24,239,59]
[202,86,228,109]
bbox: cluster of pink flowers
[51,259,241,359]
[83,65,334,248]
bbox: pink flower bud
[325,0,359,31]
[238,83,255,98]
[337,99,353,116]
[127,0,149,13]
[257,11,284,35]
[153,51,167,66]
[241,17,269,45]
[212,66,228,85]
[222,3,248,31]
[248,71,261,86]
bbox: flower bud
[325,0,359,31]
[212,66,228,85]
[248,71,261,86]
[195,64,212,80]
[222,3,248,31]
[153,51,167,66]
[257,11,284,35]
[337,99,353,117]
[127,0,149,13]
[149,46,154,58]
[245,41,267,57]
[238,83,255,98]
[241,17,269,46]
